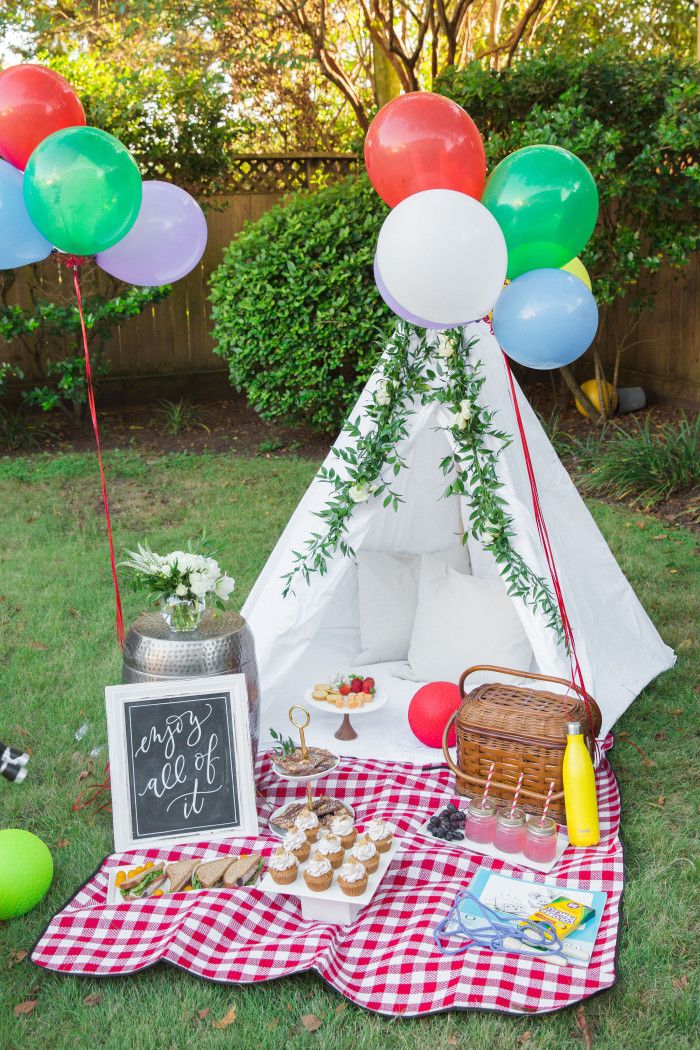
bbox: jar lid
[526,815,557,836]
[468,797,496,817]
[496,806,525,827]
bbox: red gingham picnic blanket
[32,742,622,1016]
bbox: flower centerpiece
[122,542,235,632]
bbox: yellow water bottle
[562,721,599,846]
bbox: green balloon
[24,126,142,256]
[482,145,598,280]
[0,829,53,920]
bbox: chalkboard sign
[106,676,258,851]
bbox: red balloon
[408,681,462,749]
[364,92,486,208]
[0,64,85,171]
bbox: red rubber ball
[408,681,461,749]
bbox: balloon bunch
[0,64,209,645]
[365,92,599,370]
[0,63,207,282]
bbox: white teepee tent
[243,321,674,762]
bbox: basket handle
[458,665,601,754]
[441,708,565,805]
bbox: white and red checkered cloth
[32,742,622,1016]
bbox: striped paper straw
[540,779,556,825]
[481,762,495,806]
[510,772,524,818]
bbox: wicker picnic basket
[442,666,602,823]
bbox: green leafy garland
[282,322,563,643]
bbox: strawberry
[350,677,363,693]
[339,683,351,695]
[363,677,375,692]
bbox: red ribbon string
[500,352,594,733]
[480,317,594,737]
[72,264,125,648]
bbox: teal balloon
[0,829,53,919]
[482,145,598,280]
[0,158,51,268]
[23,126,142,256]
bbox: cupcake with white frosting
[330,812,357,849]
[351,834,379,874]
[337,859,368,897]
[315,831,344,869]
[268,847,298,885]
[294,806,320,843]
[283,827,311,862]
[303,851,333,892]
[366,816,394,853]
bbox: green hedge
[210,175,391,432]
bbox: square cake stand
[259,839,401,924]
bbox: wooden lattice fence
[1,152,698,405]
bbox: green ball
[0,829,53,920]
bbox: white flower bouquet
[122,541,235,631]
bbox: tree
[441,48,700,419]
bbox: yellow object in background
[575,378,618,420]
[563,721,600,846]
[562,256,592,290]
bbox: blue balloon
[492,268,598,370]
[0,158,52,269]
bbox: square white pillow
[407,554,533,683]
[356,546,470,664]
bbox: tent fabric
[243,320,674,760]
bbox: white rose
[375,379,391,406]
[215,575,235,601]
[188,571,210,598]
[348,482,370,503]
[175,583,187,597]
[459,400,473,420]
[436,333,454,359]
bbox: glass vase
[159,595,205,632]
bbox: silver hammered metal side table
[121,610,261,758]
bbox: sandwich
[191,857,232,890]
[223,854,263,888]
[119,862,166,899]
[165,859,201,894]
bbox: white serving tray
[416,819,570,874]
[259,839,401,924]
[304,687,389,717]
[106,852,252,905]
[271,753,340,783]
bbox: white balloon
[376,189,508,326]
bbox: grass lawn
[0,449,697,1050]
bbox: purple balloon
[374,255,460,330]
[96,180,207,285]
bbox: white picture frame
[105,674,259,853]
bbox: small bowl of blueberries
[426,801,466,841]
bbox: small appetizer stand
[270,706,339,817]
[304,688,389,742]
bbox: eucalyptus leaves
[282,323,563,643]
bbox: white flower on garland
[375,378,391,406]
[482,519,502,545]
[452,399,474,430]
[435,332,455,359]
[348,482,371,503]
